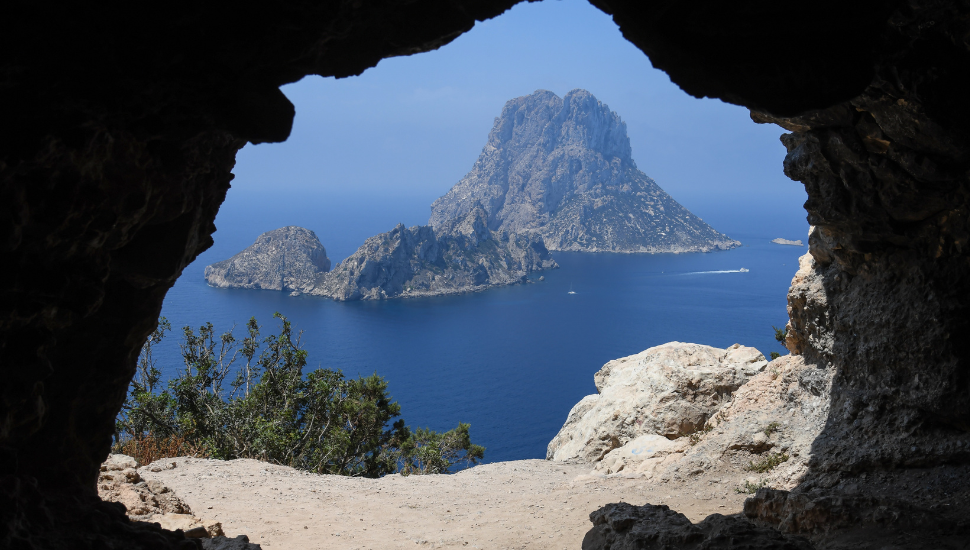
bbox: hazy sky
[219,0,809,261]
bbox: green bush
[115,313,484,477]
[769,325,788,360]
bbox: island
[205,208,557,301]
[203,226,331,293]
[206,90,742,300]
[429,89,740,253]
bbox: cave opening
[2,1,969,549]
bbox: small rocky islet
[205,89,739,300]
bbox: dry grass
[112,434,209,466]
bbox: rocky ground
[125,456,751,550]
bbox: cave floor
[140,457,748,549]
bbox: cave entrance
[118,0,811,547]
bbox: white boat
[739,268,749,273]
[567,284,576,295]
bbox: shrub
[115,314,484,477]
[736,479,769,494]
[770,325,788,360]
[395,424,485,475]
[113,433,209,467]
[746,452,789,473]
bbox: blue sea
[155,188,809,464]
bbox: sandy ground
[140,457,748,550]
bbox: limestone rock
[312,207,557,300]
[98,455,192,519]
[547,342,767,464]
[595,433,686,477]
[429,89,739,253]
[204,226,331,292]
[658,354,834,489]
[101,453,140,471]
[97,454,228,540]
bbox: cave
[2,1,968,548]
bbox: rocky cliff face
[204,227,331,293]
[313,207,556,300]
[429,89,739,253]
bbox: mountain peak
[430,90,738,253]
[486,89,632,166]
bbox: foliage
[772,325,788,344]
[395,424,485,475]
[115,314,484,477]
[763,422,781,437]
[735,479,769,494]
[770,325,788,360]
[746,452,789,473]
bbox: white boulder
[547,342,767,463]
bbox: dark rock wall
[583,2,970,548]
[757,0,970,473]
[3,0,970,548]
[1,2,519,547]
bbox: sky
[218,0,809,263]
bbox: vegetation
[685,424,713,446]
[736,479,770,494]
[746,451,790,473]
[769,325,789,360]
[763,422,781,437]
[114,313,484,477]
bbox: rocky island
[429,89,739,253]
[203,226,331,293]
[206,208,557,300]
[205,90,738,301]
[311,207,556,300]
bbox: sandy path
[141,458,747,549]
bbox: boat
[739,268,749,273]
[567,283,576,295]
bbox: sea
[154,188,810,464]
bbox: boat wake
[684,268,749,275]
